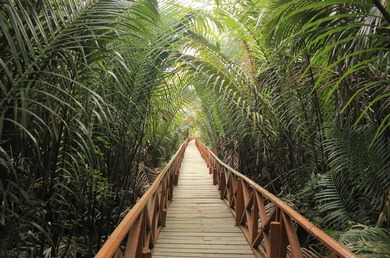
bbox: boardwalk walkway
[153,141,255,258]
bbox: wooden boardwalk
[153,141,255,258]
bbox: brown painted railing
[195,138,357,258]
[95,137,193,258]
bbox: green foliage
[328,225,390,258]
[1,0,390,258]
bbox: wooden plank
[153,253,254,258]
[160,229,242,234]
[157,236,246,242]
[173,189,218,192]
[169,199,225,201]
[167,207,230,210]
[156,239,249,245]
[165,217,233,221]
[166,212,231,215]
[165,224,236,228]
[155,243,251,248]
[162,223,240,228]
[166,216,235,220]
[153,248,253,254]
[157,232,244,237]
[167,210,232,212]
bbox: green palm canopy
[0,0,389,257]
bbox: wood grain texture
[152,141,255,258]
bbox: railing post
[219,171,226,199]
[168,175,174,201]
[161,181,167,227]
[235,178,244,226]
[212,167,217,185]
[268,208,288,258]
[174,173,179,185]
[278,215,288,258]
[269,221,281,258]
[227,175,235,207]
[161,209,167,227]
[124,211,144,258]
[282,212,303,258]
[250,194,259,245]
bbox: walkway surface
[153,141,255,258]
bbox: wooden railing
[95,137,193,258]
[195,139,357,258]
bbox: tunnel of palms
[0,0,390,257]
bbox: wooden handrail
[95,137,194,258]
[195,138,357,258]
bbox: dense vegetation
[1,0,390,257]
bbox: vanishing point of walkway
[152,141,255,258]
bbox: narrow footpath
[153,141,255,258]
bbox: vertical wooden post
[219,171,226,199]
[250,194,259,244]
[161,209,167,227]
[235,179,244,226]
[160,182,167,227]
[212,168,217,185]
[279,214,288,258]
[269,221,281,258]
[174,173,179,185]
[228,176,235,207]
[124,212,144,258]
[168,182,173,201]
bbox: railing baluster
[228,175,235,207]
[212,167,217,185]
[174,172,179,186]
[150,194,158,245]
[143,204,153,253]
[252,207,275,249]
[282,212,303,258]
[256,193,267,227]
[250,193,259,245]
[168,173,174,201]
[235,178,244,226]
[218,171,226,199]
[278,212,288,257]
[124,211,144,258]
[160,180,167,227]
[269,221,281,258]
